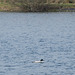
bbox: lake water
[0,12,75,75]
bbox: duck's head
[40,59,44,61]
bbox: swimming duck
[32,59,44,63]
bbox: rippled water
[0,12,75,75]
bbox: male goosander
[32,59,44,63]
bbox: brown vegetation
[0,0,75,12]
[0,0,75,4]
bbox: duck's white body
[32,59,44,63]
[33,61,44,63]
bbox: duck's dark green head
[40,59,44,61]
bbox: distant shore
[0,3,75,12]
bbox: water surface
[0,12,75,75]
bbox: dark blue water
[0,12,75,75]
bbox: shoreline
[0,3,75,12]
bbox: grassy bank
[0,2,22,12]
[0,2,75,12]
